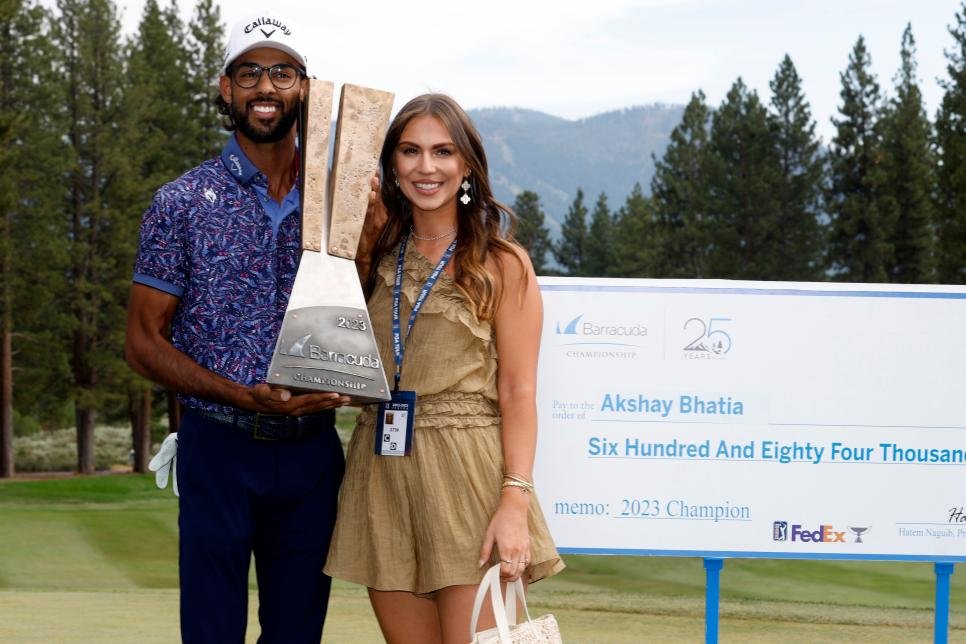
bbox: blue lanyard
[391,232,458,391]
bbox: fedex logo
[790,524,846,543]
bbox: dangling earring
[393,169,399,188]
[460,176,472,205]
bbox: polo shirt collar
[221,134,260,186]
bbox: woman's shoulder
[485,239,535,285]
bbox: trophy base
[267,305,391,404]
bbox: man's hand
[247,384,350,416]
[364,174,388,236]
[355,174,388,282]
[126,285,351,416]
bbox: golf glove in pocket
[148,432,179,497]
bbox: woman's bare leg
[368,589,443,644]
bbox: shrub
[10,409,364,472]
[14,426,135,472]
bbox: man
[125,12,350,643]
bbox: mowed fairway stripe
[0,587,950,643]
[0,589,185,643]
[74,508,179,588]
[0,508,133,589]
[0,585,385,643]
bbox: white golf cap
[222,12,307,74]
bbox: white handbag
[469,564,563,644]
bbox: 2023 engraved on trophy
[267,80,392,403]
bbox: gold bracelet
[504,470,532,481]
[501,479,534,494]
[503,472,533,486]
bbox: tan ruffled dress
[324,242,564,594]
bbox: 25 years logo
[683,317,732,359]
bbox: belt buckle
[252,413,275,441]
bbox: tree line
[2,1,965,476]
[513,20,966,288]
[0,0,224,475]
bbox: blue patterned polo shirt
[133,134,301,415]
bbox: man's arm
[125,283,349,416]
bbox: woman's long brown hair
[365,94,523,321]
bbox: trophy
[847,526,870,543]
[266,80,393,403]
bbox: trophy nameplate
[267,81,393,403]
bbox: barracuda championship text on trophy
[266,81,392,403]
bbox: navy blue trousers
[176,408,344,644]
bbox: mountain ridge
[468,103,684,232]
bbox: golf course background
[1,473,964,642]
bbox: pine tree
[187,0,225,162]
[826,36,897,283]
[0,0,30,477]
[53,0,130,473]
[611,183,655,278]
[121,0,199,471]
[1,0,36,475]
[0,0,16,477]
[554,189,588,276]
[768,55,824,281]
[583,193,613,276]
[126,0,197,186]
[0,0,71,476]
[511,190,552,274]
[881,25,936,284]
[650,92,711,278]
[936,4,966,284]
[704,78,782,279]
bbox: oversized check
[535,277,966,561]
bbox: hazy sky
[112,0,961,142]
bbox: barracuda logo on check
[555,314,648,340]
[553,313,648,361]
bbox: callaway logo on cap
[222,11,307,74]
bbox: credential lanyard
[392,232,457,391]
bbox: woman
[325,94,563,643]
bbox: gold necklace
[410,225,456,242]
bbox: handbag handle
[469,564,534,643]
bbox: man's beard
[231,95,299,143]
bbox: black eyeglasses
[229,63,304,90]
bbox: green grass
[1,474,965,642]
[551,554,965,610]
[0,472,169,504]
[0,586,386,644]
[336,406,361,433]
[0,476,178,591]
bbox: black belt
[198,409,332,441]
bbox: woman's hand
[478,490,531,582]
